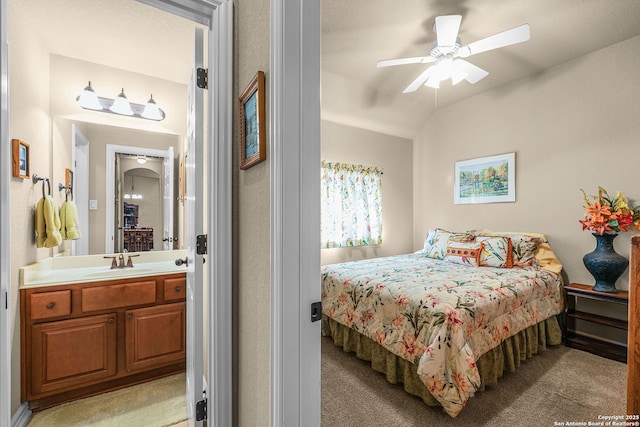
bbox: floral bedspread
[321,253,563,417]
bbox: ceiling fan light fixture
[450,62,468,85]
[76,81,103,110]
[378,15,530,93]
[109,88,134,116]
[435,56,455,81]
[424,75,440,89]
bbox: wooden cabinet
[31,314,117,395]
[21,273,186,411]
[125,303,186,372]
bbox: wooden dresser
[628,235,640,416]
[21,272,186,411]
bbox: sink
[20,249,188,288]
[82,268,154,279]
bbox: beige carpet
[321,336,628,427]
[28,373,186,427]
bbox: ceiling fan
[377,15,530,92]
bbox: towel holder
[32,174,51,197]
[58,183,73,201]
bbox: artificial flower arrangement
[580,187,640,235]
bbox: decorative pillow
[476,236,513,268]
[423,229,436,254]
[479,230,541,268]
[425,229,454,259]
[445,241,481,267]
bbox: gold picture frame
[239,71,266,170]
[12,139,30,179]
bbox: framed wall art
[12,139,30,179]
[239,71,266,170]
[454,152,516,204]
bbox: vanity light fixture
[109,88,134,116]
[75,81,166,121]
[141,95,163,121]
[76,81,102,110]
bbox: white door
[72,125,90,256]
[182,27,205,426]
[0,0,10,424]
[163,147,175,250]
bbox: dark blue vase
[582,233,628,293]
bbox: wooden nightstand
[563,282,628,363]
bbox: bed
[321,229,564,417]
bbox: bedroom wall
[412,35,640,333]
[321,120,414,266]
[234,0,271,425]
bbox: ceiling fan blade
[402,66,436,93]
[454,59,489,84]
[435,15,462,48]
[377,56,435,67]
[457,23,530,58]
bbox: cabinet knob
[175,286,181,293]
[127,314,133,320]
[108,318,114,324]
[46,303,55,309]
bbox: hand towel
[59,200,67,240]
[35,198,46,248]
[43,195,62,248]
[60,200,81,240]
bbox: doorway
[105,144,174,254]
[0,1,232,426]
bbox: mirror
[52,117,183,255]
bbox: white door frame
[104,144,174,254]
[135,2,233,426]
[270,1,322,426]
[0,0,12,424]
[72,124,90,256]
[0,1,232,426]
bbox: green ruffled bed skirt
[322,315,563,407]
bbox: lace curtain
[321,161,383,248]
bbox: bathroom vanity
[19,251,187,411]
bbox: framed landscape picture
[12,139,30,179]
[454,152,515,204]
[239,71,266,170]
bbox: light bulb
[109,88,134,116]
[76,81,102,110]
[141,94,164,120]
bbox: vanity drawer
[30,290,72,320]
[163,278,186,302]
[81,281,157,312]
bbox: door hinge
[310,301,322,322]
[4,291,7,310]
[196,234,208,255]
[196,398,207,421]
[197,68,208,90]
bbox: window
[321,161,382,248]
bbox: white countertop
[20,250,188,289]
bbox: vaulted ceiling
[18,0,640,141]
[321,0,640,139]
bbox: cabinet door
[125,303,186,372]
[30,313,117,396]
